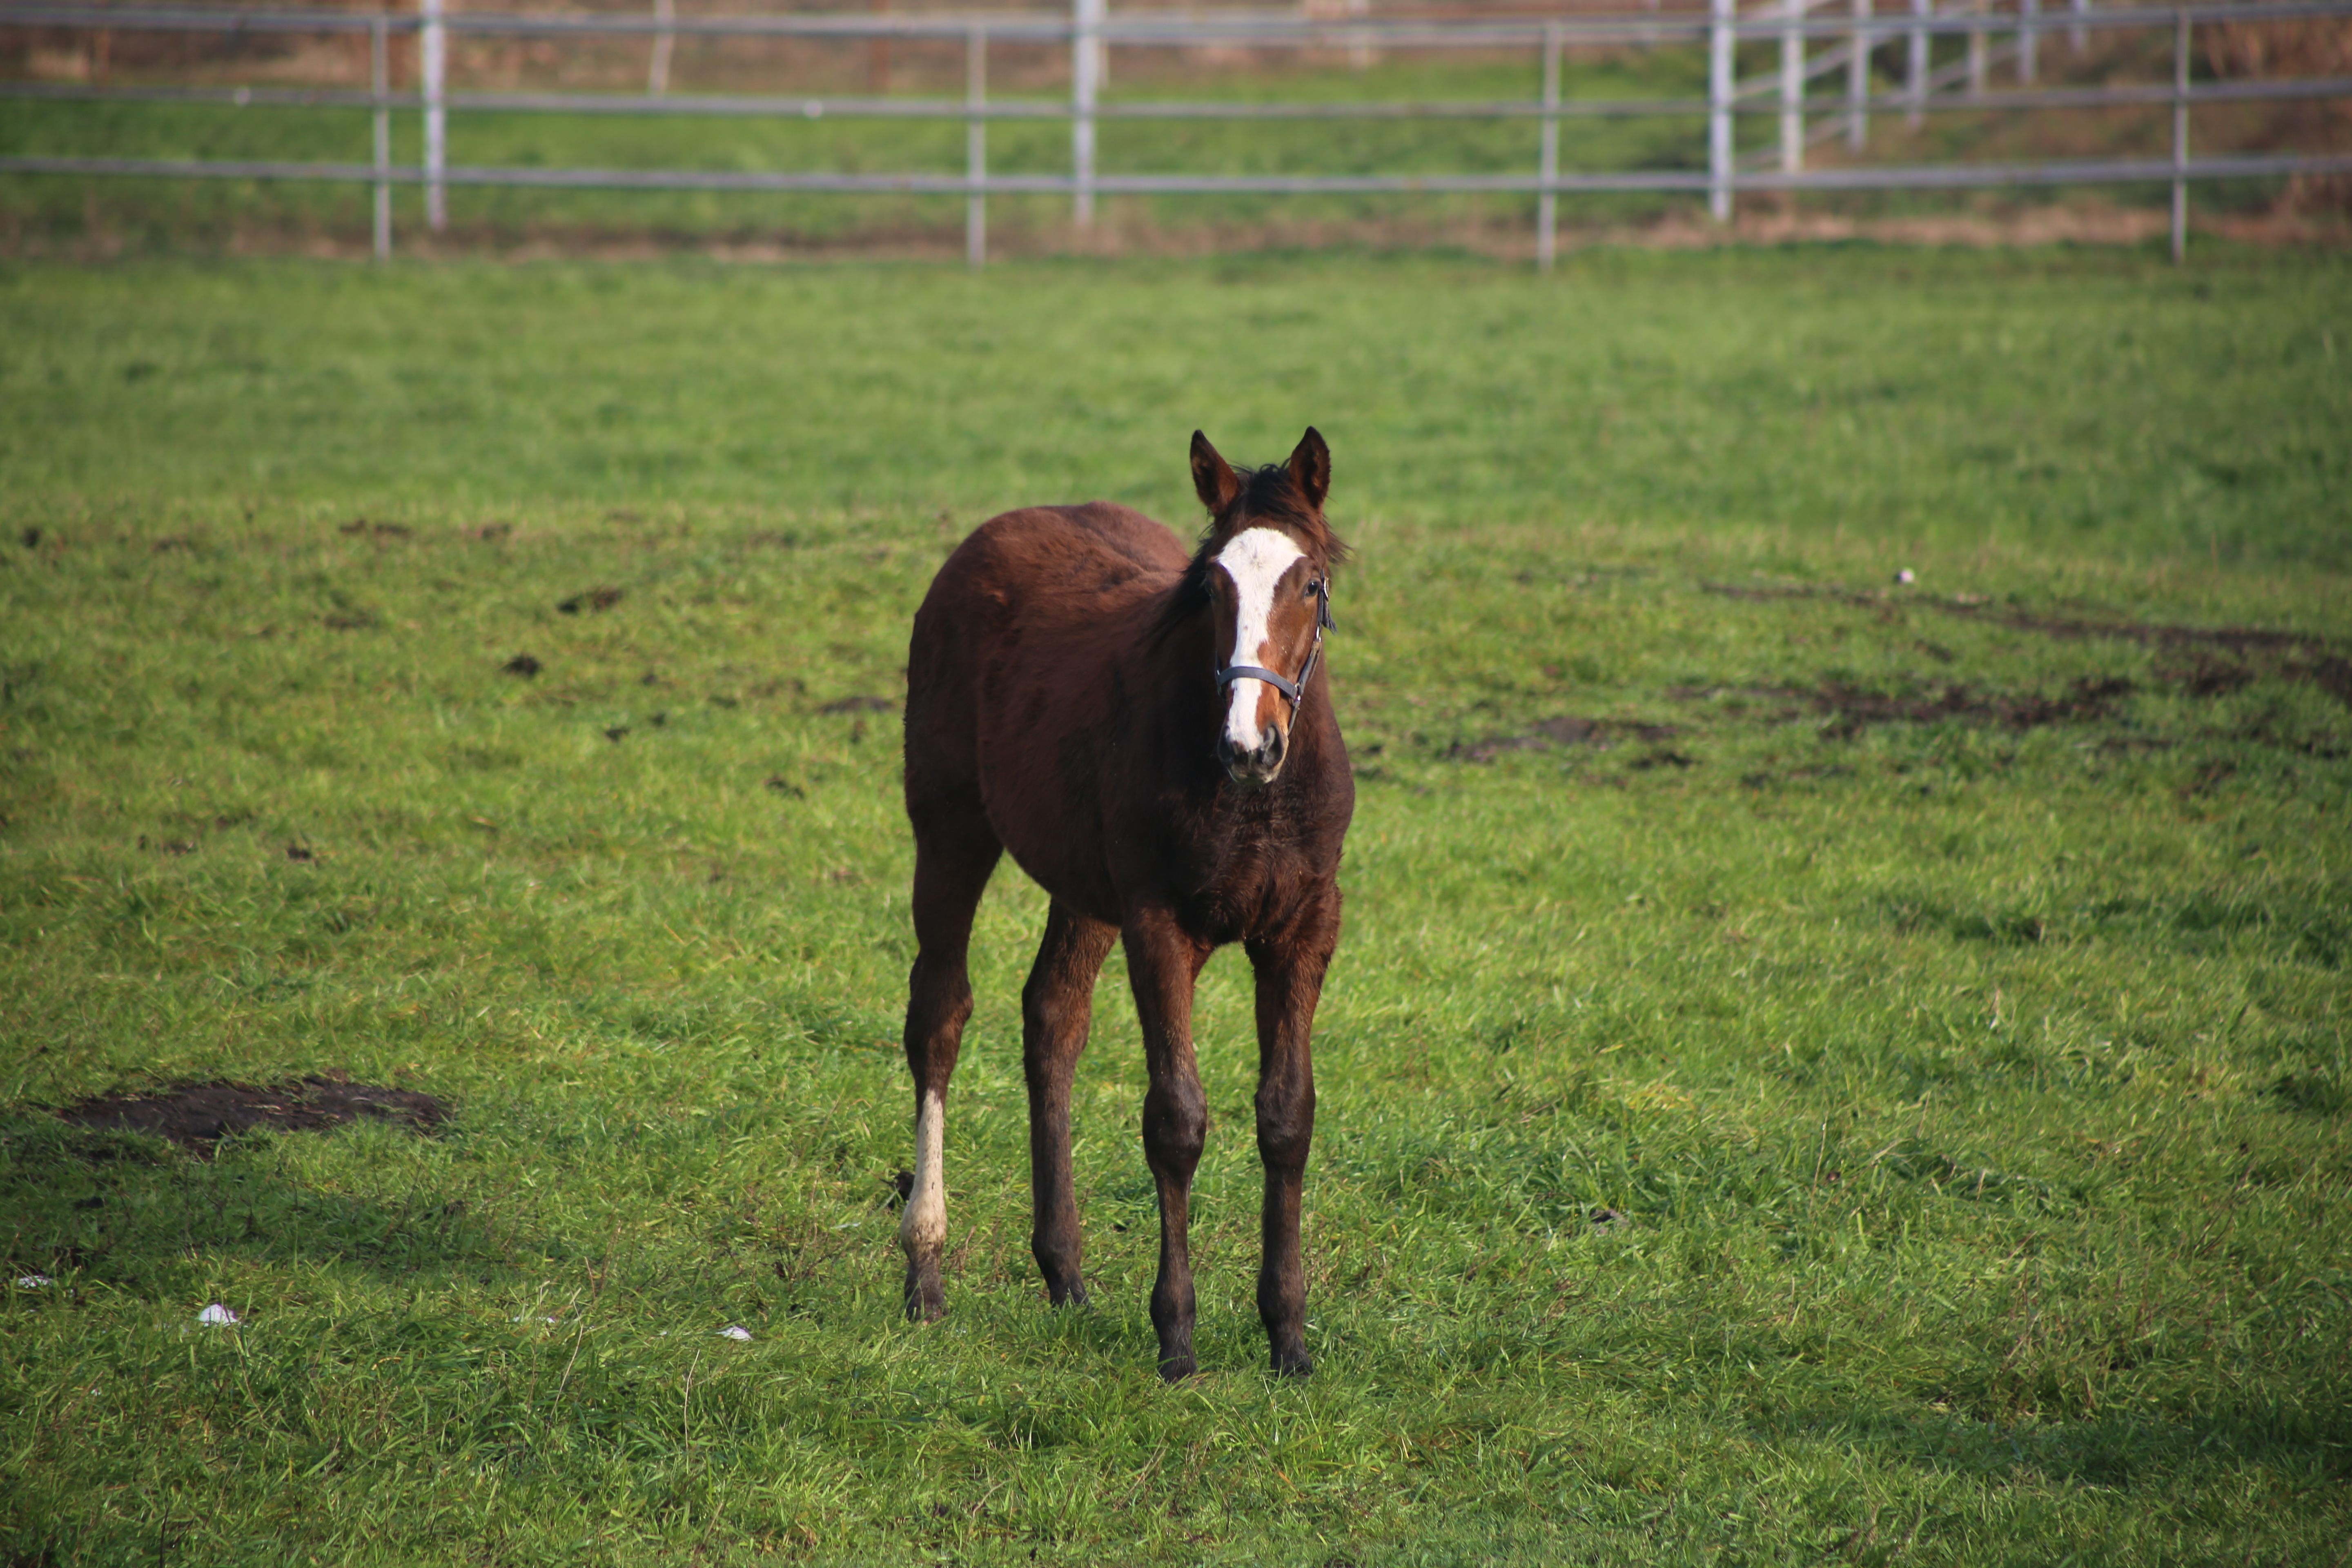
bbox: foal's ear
[1190,430,1241,518]
[1287,427,1331,514]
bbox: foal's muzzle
[1216,721,1287,787]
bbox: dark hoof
[1048,1281,1089,1308]
[903,1271,945,1323]
[1271,1349,1313,1379]
[1157,1352,1198,1383]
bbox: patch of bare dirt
[1700,584,2350,710]
[1703,581,2337,655]
[1448,715,1679,763]
[1670,675,2146,736]
[57,1075,448,1156]
[1812,677,2136,739]
[557,586,624,615]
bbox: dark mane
[1154,463,1350,640]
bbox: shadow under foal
[898,428,1354,1380]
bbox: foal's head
[1183,428,1347,788]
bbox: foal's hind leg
[900,806,1002,1321]
[1022,902,1118,1306]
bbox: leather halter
[1216,576,1334,709]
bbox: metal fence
[4,0,2349,264]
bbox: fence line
[9,1,2352,41]
[3,0,2348,266]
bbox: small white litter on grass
[197,1303,239,1325]
[1895,568,1917,585]
[512,1314,561,1325]
[718,1325,753,1342]
[16,1275,53,1290]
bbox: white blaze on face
[900,1088,947,1259]
[1215,528,1307,754]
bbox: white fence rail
[4,0,2349,264]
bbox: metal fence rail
[4,0,2348,265]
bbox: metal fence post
[2020,0,2038,82]
[1073,0,1101,226]
[1709,0,1734,220]
[2172,7,2188,262]
[371,13,391,260]
[1968,0,1988,96]
[968,25,987,268]
[1908,0,1929,128]
[1782,0,1805,173]
[1849,0,1871,151]
[2071,0,2087,54]
[649,0,674,95]
[1537,22,1560,271]
[421,0,446,230]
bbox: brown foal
[897,428,1354,1380]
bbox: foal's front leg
[1248,894,1340,1378]
[1123,909,1212,1381]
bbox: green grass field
[2,247,2349,1566]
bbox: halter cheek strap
[1215,579,1334,711]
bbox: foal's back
[904,503,1193,913]
[915,501,1184,645]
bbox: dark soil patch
[2158,653,2259,698]
[2235,717,2349,759]
[1701,583,2347,706]
[1702,581,2330,651]
[1672,677,2137,738]
[2302,654,2352,708]
[1976,609,2327,658]
[57,1076,448,1156]
[1814,677,2135,739]
[1448,715,1677,763]
[818,695,894,715]
[558,586,625,614]
[502,653,541,677]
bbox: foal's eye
[1304,579,1322,598]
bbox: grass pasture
[2,248,2350,1565]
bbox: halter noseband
[1216,576,1334,710]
